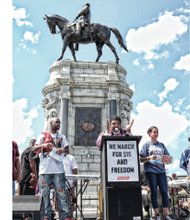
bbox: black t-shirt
[20,147,39,184]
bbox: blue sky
[0,0,189,215]
[11,0,190,177]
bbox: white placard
[107,140,139,182]
[49,148,64,161]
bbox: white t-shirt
[37,132,68,175]
[63,154,78,187]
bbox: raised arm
[125,119,134,133]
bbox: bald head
[49,118,61,133]
[50,117,60,124]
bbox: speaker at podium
[13,195,42,220]
[100,136,143,220]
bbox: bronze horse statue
[44,14,128,64]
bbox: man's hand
[29,173,37,189]
[56,148,64,155]
[44,142,53,152]
[162,155,172,164]
[106,120,111,134]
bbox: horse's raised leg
[105,40,119,64]
[95,42,104,62]
[57,33,72,61]
[69,43,77,62]
[57,42,67,61]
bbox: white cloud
[23,31,40,44]
[31,49,37,54]
[13,6,41,52]
[146,63,154,70]
[174,54,190,72]
[12,98,38,145]
[178,0,190,15]
[158,78,179,102]
[174,97,186,111]
[166,159,187,176]
[167,159,179,170]
[12,6,33,27]
[133,59,140,66]
[131,100,189,148]
[18,31,40,52]
[186,104,190,111]
[18,41,27,50]
[18,42,38,54]
[144,50,169,61]
[129,84,135,92]
[141,63,154,71]
[126,11,187,57]
[165,159,186,175]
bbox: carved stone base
[42,59,133,139]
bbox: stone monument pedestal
[41,59,133,218]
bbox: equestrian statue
[44,3,128,64]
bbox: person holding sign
[140,126,172,220]
[96,115,134,148]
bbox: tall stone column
[59,91,70,136]
[108,87,120,118]
[109,99,117,117]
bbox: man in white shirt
[34,117,71,220]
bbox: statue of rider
[73,3,91,36]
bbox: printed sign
[107,140,139,182]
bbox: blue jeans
[145,172,169,209]
[39,173,70,220]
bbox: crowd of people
[13,115,190,220]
